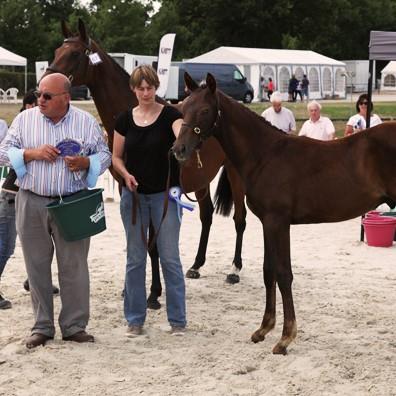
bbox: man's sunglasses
[359,101,368,105]
[34,91,68,100]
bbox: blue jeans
[120,188,186,328]
[0,191,17,278]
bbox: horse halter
[181,99,221,142]
[46,37,96,83]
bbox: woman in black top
[113,65,186,337]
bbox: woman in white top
[344,93,382,136]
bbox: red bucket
[362,217,396,247]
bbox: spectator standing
[261,91,296,134]
[301,75,310,101]
[0,73,111,347]
[299,100,335,141]
[288,75,299,102]
[267,77,274,101]
[344,93,382,136]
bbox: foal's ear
[184,72,199,92]
[206,73,217,93]
[61,20,73,38]
[78,18,89,44]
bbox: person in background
[0,119,7,143]
[0,91,59,310]
[0,73,111,347]
[0,117,11,309]
[299,100,335,141]
[288,75,299,102]
[261,91,296,134]
[301,74,310,101]
[267,77,274,101]
[344,93,382,136]
[112,65,186,338]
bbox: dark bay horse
[46,19,247,289]
[173,72,396,355]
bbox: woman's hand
[124,173,138,191]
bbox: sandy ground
[0,177,395,396]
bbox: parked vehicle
[71,85,90,100]
[166,63,254,103]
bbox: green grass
[1,100,396,140]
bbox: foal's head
[45,19,95,86]
[173,72,220,162]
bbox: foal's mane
[215,89,288,135]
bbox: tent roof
[186,46,345,66]
[381,61,396,74]
[0,46,27,66]
[369,31,396,60]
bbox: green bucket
[46,188,106,242]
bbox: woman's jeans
[0,191,16,278]
[120,188,186,328]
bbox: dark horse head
[45,19,104,88]
[173,72,220,162]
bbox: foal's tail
[214,167,233,216]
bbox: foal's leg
[225,164,246,284]
[251,226,276,343]
[185,187,213,279]
[252,220,297,355]
[147,222,162,309]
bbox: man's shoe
[170,326,186,336]
[62,331,94,343]
[125,325,143,338]
[26,333,53,349]
[0,294,11,310]
[23,279,59,295]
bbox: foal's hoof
[272,344,288,355]
[251,329,265,343]
[186,269,200,279]
[226,274,240,284]
[147,298,161,310]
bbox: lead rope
[131,150,172,252]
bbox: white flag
[35,61,49,83]
[156,33,176,98]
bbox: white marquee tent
[380,61,396,90]
[0,46,27,93]
[187,47,346,101]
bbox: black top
[115,105,182,194]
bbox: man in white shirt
[261,91,296,134]
[299,100,335,141]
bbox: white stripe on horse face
[231,264,240,275]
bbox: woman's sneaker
[170,326,186,336]
[126,325,143,338]
[0,294,11,310]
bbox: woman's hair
[20,89,38,112]
[129,65,160,89]
[355,93,373,112]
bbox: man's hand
[24,145,60,163]
[64,156,90,172]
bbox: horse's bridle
[181,96,221,142]
[46,37,96,82]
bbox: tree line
[1,0,396,72]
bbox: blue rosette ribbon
[168,186,195,222]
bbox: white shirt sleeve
[298,120,309,136]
